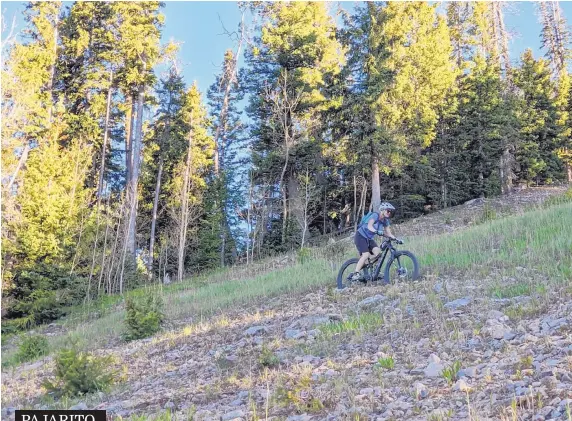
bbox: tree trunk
[6,142,30,192]
[125,95,135,187]
[148,156,163,277]
[371,159,381,211]
[178,117,194,282]
[97,70,113,205]
[279,144,290,245]
[126,87,144,262]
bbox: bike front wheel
[383,250,420,284]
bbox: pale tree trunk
[6,143,30,192]
[97,69,113,205]
[371,159,381,212]
[121,84,144,293]
[148,114,171,277]
[494,3,511,81]
[125,95,135,187]
[148,156,164,276]
[127,87,144,258]
[178,118,194,282]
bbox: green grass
[318,312,383,339]
[442,360,462,386]
[415,201,572,280]
[4,200,571,369]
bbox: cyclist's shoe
[349,272,363,283]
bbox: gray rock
[285,329,306,340]
[424,362,445,377]
[413,381,429,399]
[453,379,471,392]
[69,402,88,410]
[459,366,477,378]
[484,321,513,340]
[163,401,175,410]
[244,326,267,336]
[428,353,441,364]
[286,415,313,421]
[358,294,386,308]
[503,331,517,341]
[221,409,245,421]
[488,310,505,320]
[444,297,471,310]
[433,283,443,294]
[359,387,374,395]
[5,408,16,416]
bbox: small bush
[259,345,280,368]
[124,291,164,341]
[297,247,312,264]
[442,361,462,386]
[542,187,572,208]
[376,356,395,370]
[478,203,497,223]
[43,347,115,397]
[17,335,49,362]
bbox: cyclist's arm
[384,225,396,240]
[367,217,377,234]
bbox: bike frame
[361,239,397,282]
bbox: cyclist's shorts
[355,232,378,255]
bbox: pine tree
[513,50,562,184]
[245,1,344,250]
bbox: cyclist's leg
[369,239,381,258]
[354,233,371,273]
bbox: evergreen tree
[513,50,562,184]
[245,1,344,251]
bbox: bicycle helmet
[378,202,396,212]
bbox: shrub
[259,345,280,368]
[543,187,572,208]
[43,347,115,397]
[297,247,312,264]
[17,335,49,362]
[376,356,395,370]
[442,361,462,386]
[123,291,164,341]
[478,203,497,223]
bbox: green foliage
[376,356,395,370]
[258,344,280,368]
[318,313,383,339]
[123,290,164,341]
[478,203,497,223]
[43,347,115,397]
[543,187,572,208]
[489,283,541,299]
[297,247,312,265]
[442,361,462,385]
[16,335,49,363]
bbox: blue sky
[2,1,571,97]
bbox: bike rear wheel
[383,250,419,284]
[337,258,372,289]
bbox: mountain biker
[349,202,400,282]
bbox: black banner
[15,411,107,421]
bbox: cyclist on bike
[349,202,400,282]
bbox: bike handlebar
[377,233,404,244]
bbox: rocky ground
[2,187,571,421]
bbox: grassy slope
[3,198,571,368]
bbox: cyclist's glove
[376,230,384,236]
[396,238,404,244]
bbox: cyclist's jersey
[357,213,390,240]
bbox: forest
[1,1,571,332]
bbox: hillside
[2,187,572,421]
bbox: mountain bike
[336,235,419,289]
